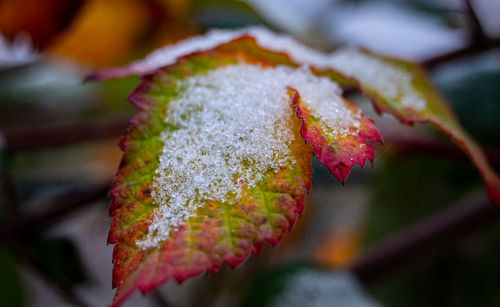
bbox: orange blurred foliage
[0,0,84,48]
[312,226,361,269]
[48,0,151,67]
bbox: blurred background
[1,0,500,306]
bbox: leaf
[288,87,381,183]
[0,0,84,49]
[322,49,500,205]
[89,27,500,205]
[48,0,151,66]
[107,42,379,305]
[86,27,302,81]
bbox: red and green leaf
[108,45,381,306]
[97,28,500,306]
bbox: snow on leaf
[288,87,381,184]
[107,44,379,306]
[87,26,324,81]
[90,27,499,206]
[322,50,500,205]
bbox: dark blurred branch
[1,115,130,151]
[350,193,500,284]
[0,153,20,218]
[0,183,109,243]
[422,37,500,69]
[422,0,500,69]
[384,134,500,167]
[464,0,487,45]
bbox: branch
[0,183,109,243]
[422,0,500,68]
[384,134,500,167]
[464,0,487,45]
[1,115,130,151]
[350,193,499,284]
[422,37,500,69]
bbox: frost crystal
[137,64,360,248]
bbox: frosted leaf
[128,29,243,75]
[137,64,358,248]
[125,26,325,75]
[107,26,424,112]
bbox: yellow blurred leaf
[48,0,150,67]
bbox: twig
[422,37,500,69]
[464,0,487,45]
[0,183,109,242]
[350,193,499,284]
[1,115,130,151]
[384,134,500,166]
[422,0,500,68]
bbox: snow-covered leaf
[107,44,378,305]
[90,27,499,206]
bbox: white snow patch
[271,270,381,307]
[0,32,38,68]
[137,64,359,248]
[128,26,326,75]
